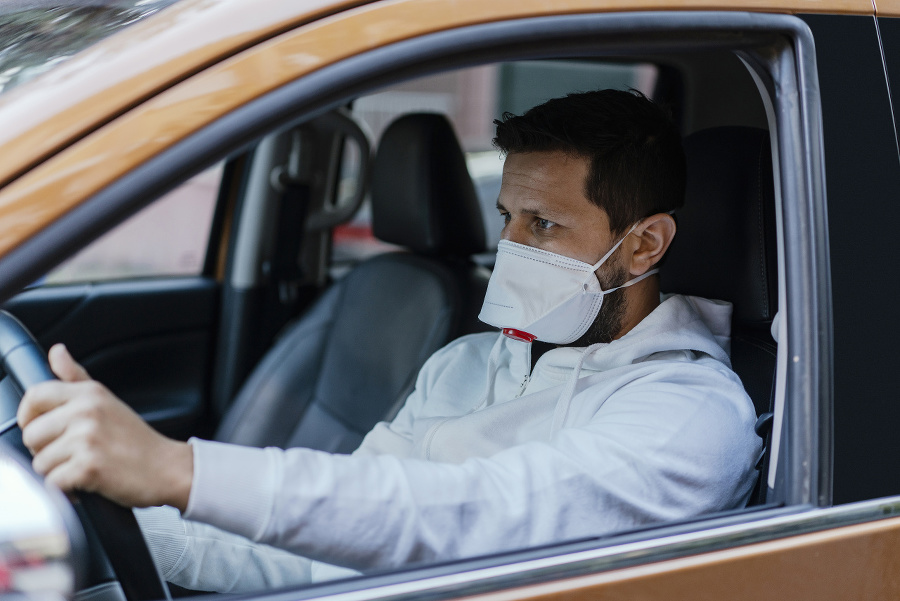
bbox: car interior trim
[736,52,790,495]
[202,155,246,281]
[229,136,283,290]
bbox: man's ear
[627,213,676,275]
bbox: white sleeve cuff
[133,505,188,580]
[183,438,282,542]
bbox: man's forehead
[498,151,601,218]
[501,150,586,180]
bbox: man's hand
[16,344,193,511]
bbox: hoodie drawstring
[474,337,603,432]
[471,334,506,413]
[550,343,603,433]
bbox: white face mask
[478,222,658,344]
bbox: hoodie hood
[474,294,734,414]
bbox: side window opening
[42,162,224,285]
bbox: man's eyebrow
[521,206,555,217]
[497,200,562,219]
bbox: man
[17,89,761,591]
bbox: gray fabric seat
[215,113,491,452]
[661,126,778,418]
[660,126,778,505]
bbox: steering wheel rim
[0,310,171,601]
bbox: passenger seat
[214,113,491,453]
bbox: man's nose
[501,219,528,245]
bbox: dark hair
[493,89,685,235]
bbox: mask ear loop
[589,221,640,272]
[589,213,670,293]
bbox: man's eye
[536,218,555,230]
[500,212,511,224]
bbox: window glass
[44,162,222,284]
[0,1,180,96]
[334,60,658,266]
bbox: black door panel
[3,277,219,439]
[801,14,900,504]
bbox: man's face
[497,150,617,263]
[496,150,629,345]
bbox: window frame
[0,10,836,599]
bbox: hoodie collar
[504,294,733,380]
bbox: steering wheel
[0,310,170,601]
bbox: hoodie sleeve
[134,505,314,593]
[182,364,760,572]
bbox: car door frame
[0,7,842,600]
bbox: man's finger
[48,344,91,382]
[30,430,77,478]
[17,380,99,429]
[20,396,86,454]
[43,453,100,495]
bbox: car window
[42,162,222,284]
[333,60,658,267]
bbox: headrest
[371,113,486,256]
[660,127,777,326]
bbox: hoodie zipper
[516,341,533,398]
[516,374,530,398]
[422,417,453,460]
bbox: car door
[3,1,900,599]
[837,5,900,503]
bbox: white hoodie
[136,294,761,591]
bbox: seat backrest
[215,113,491,452]
[660,126,778,418]
[661,126,778,505]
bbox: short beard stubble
[566,255,629,347]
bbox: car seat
[215,113,492,453]
[659,126,778,503]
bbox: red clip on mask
[501,328,536,343]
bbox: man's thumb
[48,343,91,382]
